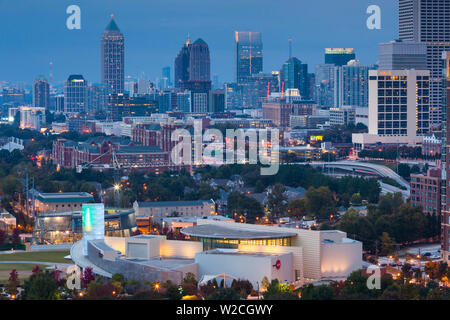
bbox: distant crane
[76,148,121,173]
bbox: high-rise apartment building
[101,15,125,95]
[32,77,50,109]
[334,60,370,108]
[64,75,87,115]
[234,31,263,84]
[315,64,335,107]
[352,69,430,149]
[399,0,450,128]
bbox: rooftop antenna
[49,61,53,90]
[288,38,293,59]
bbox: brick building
[410,168,441,215]
[52,135,185,174]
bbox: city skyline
[0,0,397,85]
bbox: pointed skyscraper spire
[186,33,191,46]
[288,37,293,59]
[105,14,120,32]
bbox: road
[296,160,410,191]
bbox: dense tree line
[196,164,381,206]
[300,268,450,300]
[337,193,440,252]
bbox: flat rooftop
[181,224,297,240]
[137,200,213,208]
[37,192,94,203]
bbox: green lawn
[0,263,47,272]
[0,251,71,264]
[0,272,32,285]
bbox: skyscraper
[174,36,191,88]
[399,0,450,128]
[234,31,263,84]
[378,40,427,70]
[32,76,50,109]
[182,38,212,113]
[160,66,172,89]
[442,51,450,264]
[101,15,125,95]
[280,57,309,99]
[88,83,108,113]
[189,38,211,82]
[325,48,355,66]
[64,75,87,114]
[315,64,336,107]
[334,60,370,108]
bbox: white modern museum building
[71,205,363,289]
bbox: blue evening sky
[0,0,397,85]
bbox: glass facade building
[234,31,263,84]
[64,74,87,114]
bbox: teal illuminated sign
[82,203,104,255]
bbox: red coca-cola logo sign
[275,260,281,270]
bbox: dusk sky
[0,0,397,86]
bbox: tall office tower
[334,60,370,108]
[280,57,309,99]
[64,75,87,114]
[53,95,64,113]
[379,40,427,70]
[160,66,172,89]
[88,83,108,113]
[174,36,191,88]
[352,69,430,149]
[315,64,336,107]
[189,38,211,82]
[32,76,50,109]
[399,0,450,128]
[101,15,125,95]
[234,31,263,84]
[442,51,450,263]
[325,48,356,66]
[212,74,220,89]
[308,73,316,102]
[180,38,212,113]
